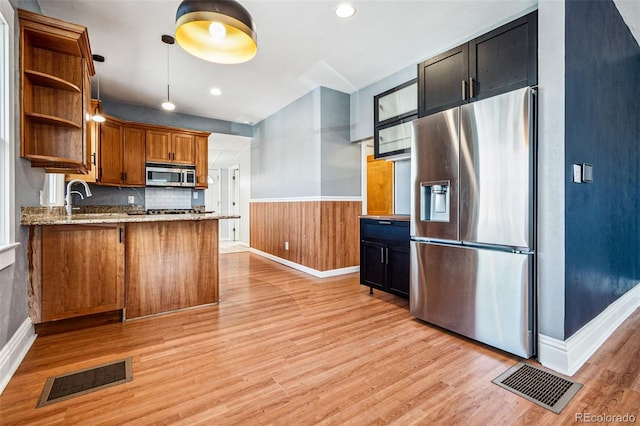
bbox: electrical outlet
[128,196,135,204]
[285,241,289,251]
[193,192,198,200]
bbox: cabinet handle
[385,248,389,264]
[380,247,385,264]
[469,77,475,98]
[119,227,124,243]
[461,80,467,101]
[378,220,392,225]
[168,152,172,160]
[91,152,96,166]
[124,172,127,182]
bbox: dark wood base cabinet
[360,218,410,298]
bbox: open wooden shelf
[19,9,95,174]
[25,112,82,128]
[24,69,81,92]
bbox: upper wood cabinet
[145,129,171,163]
[98,120,145,186]
[122,126,146,185]
[98,119,123,185]
[19,9,95,174]
[69,113,208,187]
[146,130,195,165]
[195,136,208,189]
[171,133,196,165]
[418,11,537,117]
[41,224,124,322]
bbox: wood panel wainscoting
[250,200,361,272]
[125,220,219,318]
[2,252,639,424]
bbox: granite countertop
[21,206,240,226]
[360,214,410,222]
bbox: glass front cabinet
[374,79,417,159]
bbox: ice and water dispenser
[420,180,450,222]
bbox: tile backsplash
[145,187,192,210]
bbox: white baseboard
[249,248,359,278]
[0,317,36,395]
[538,282,640,376]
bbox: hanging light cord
[166,43,171,103]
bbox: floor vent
[492,362,582,414]
[37,358,132,408]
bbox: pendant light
[161,35,176,111]
[175,0,258,64]
[91,54,106,122]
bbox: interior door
[366,154,394,215]
[229,167,240,241]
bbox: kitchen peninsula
[21,208,238,334]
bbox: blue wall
[102,101,253,138]
[564,0,640,337]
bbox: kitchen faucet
[65,179,92,215]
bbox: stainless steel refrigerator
[410,86,536,358]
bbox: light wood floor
[1,252,638,425]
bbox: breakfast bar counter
[22,206,238,334]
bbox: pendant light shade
[175,0,258,64]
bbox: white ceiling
[207,133,251,168]
[37,0,542,126]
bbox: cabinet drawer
[360,219,409,244]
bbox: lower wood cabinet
[41,224,124,322]
[125,220,218,318]
[360,218,410,298]
[28,219,220,329]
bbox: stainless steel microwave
[145,163,196,187]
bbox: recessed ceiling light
[210,87,222,96]
[336,3,355,18]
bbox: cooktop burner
[146,209,198,215]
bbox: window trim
[0,2,18,271]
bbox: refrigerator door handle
[385,248,389,264]
[380,247,384,264]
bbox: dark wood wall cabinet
[360,218,409,298]
[373,79,417,159]
[418,11,537,117]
